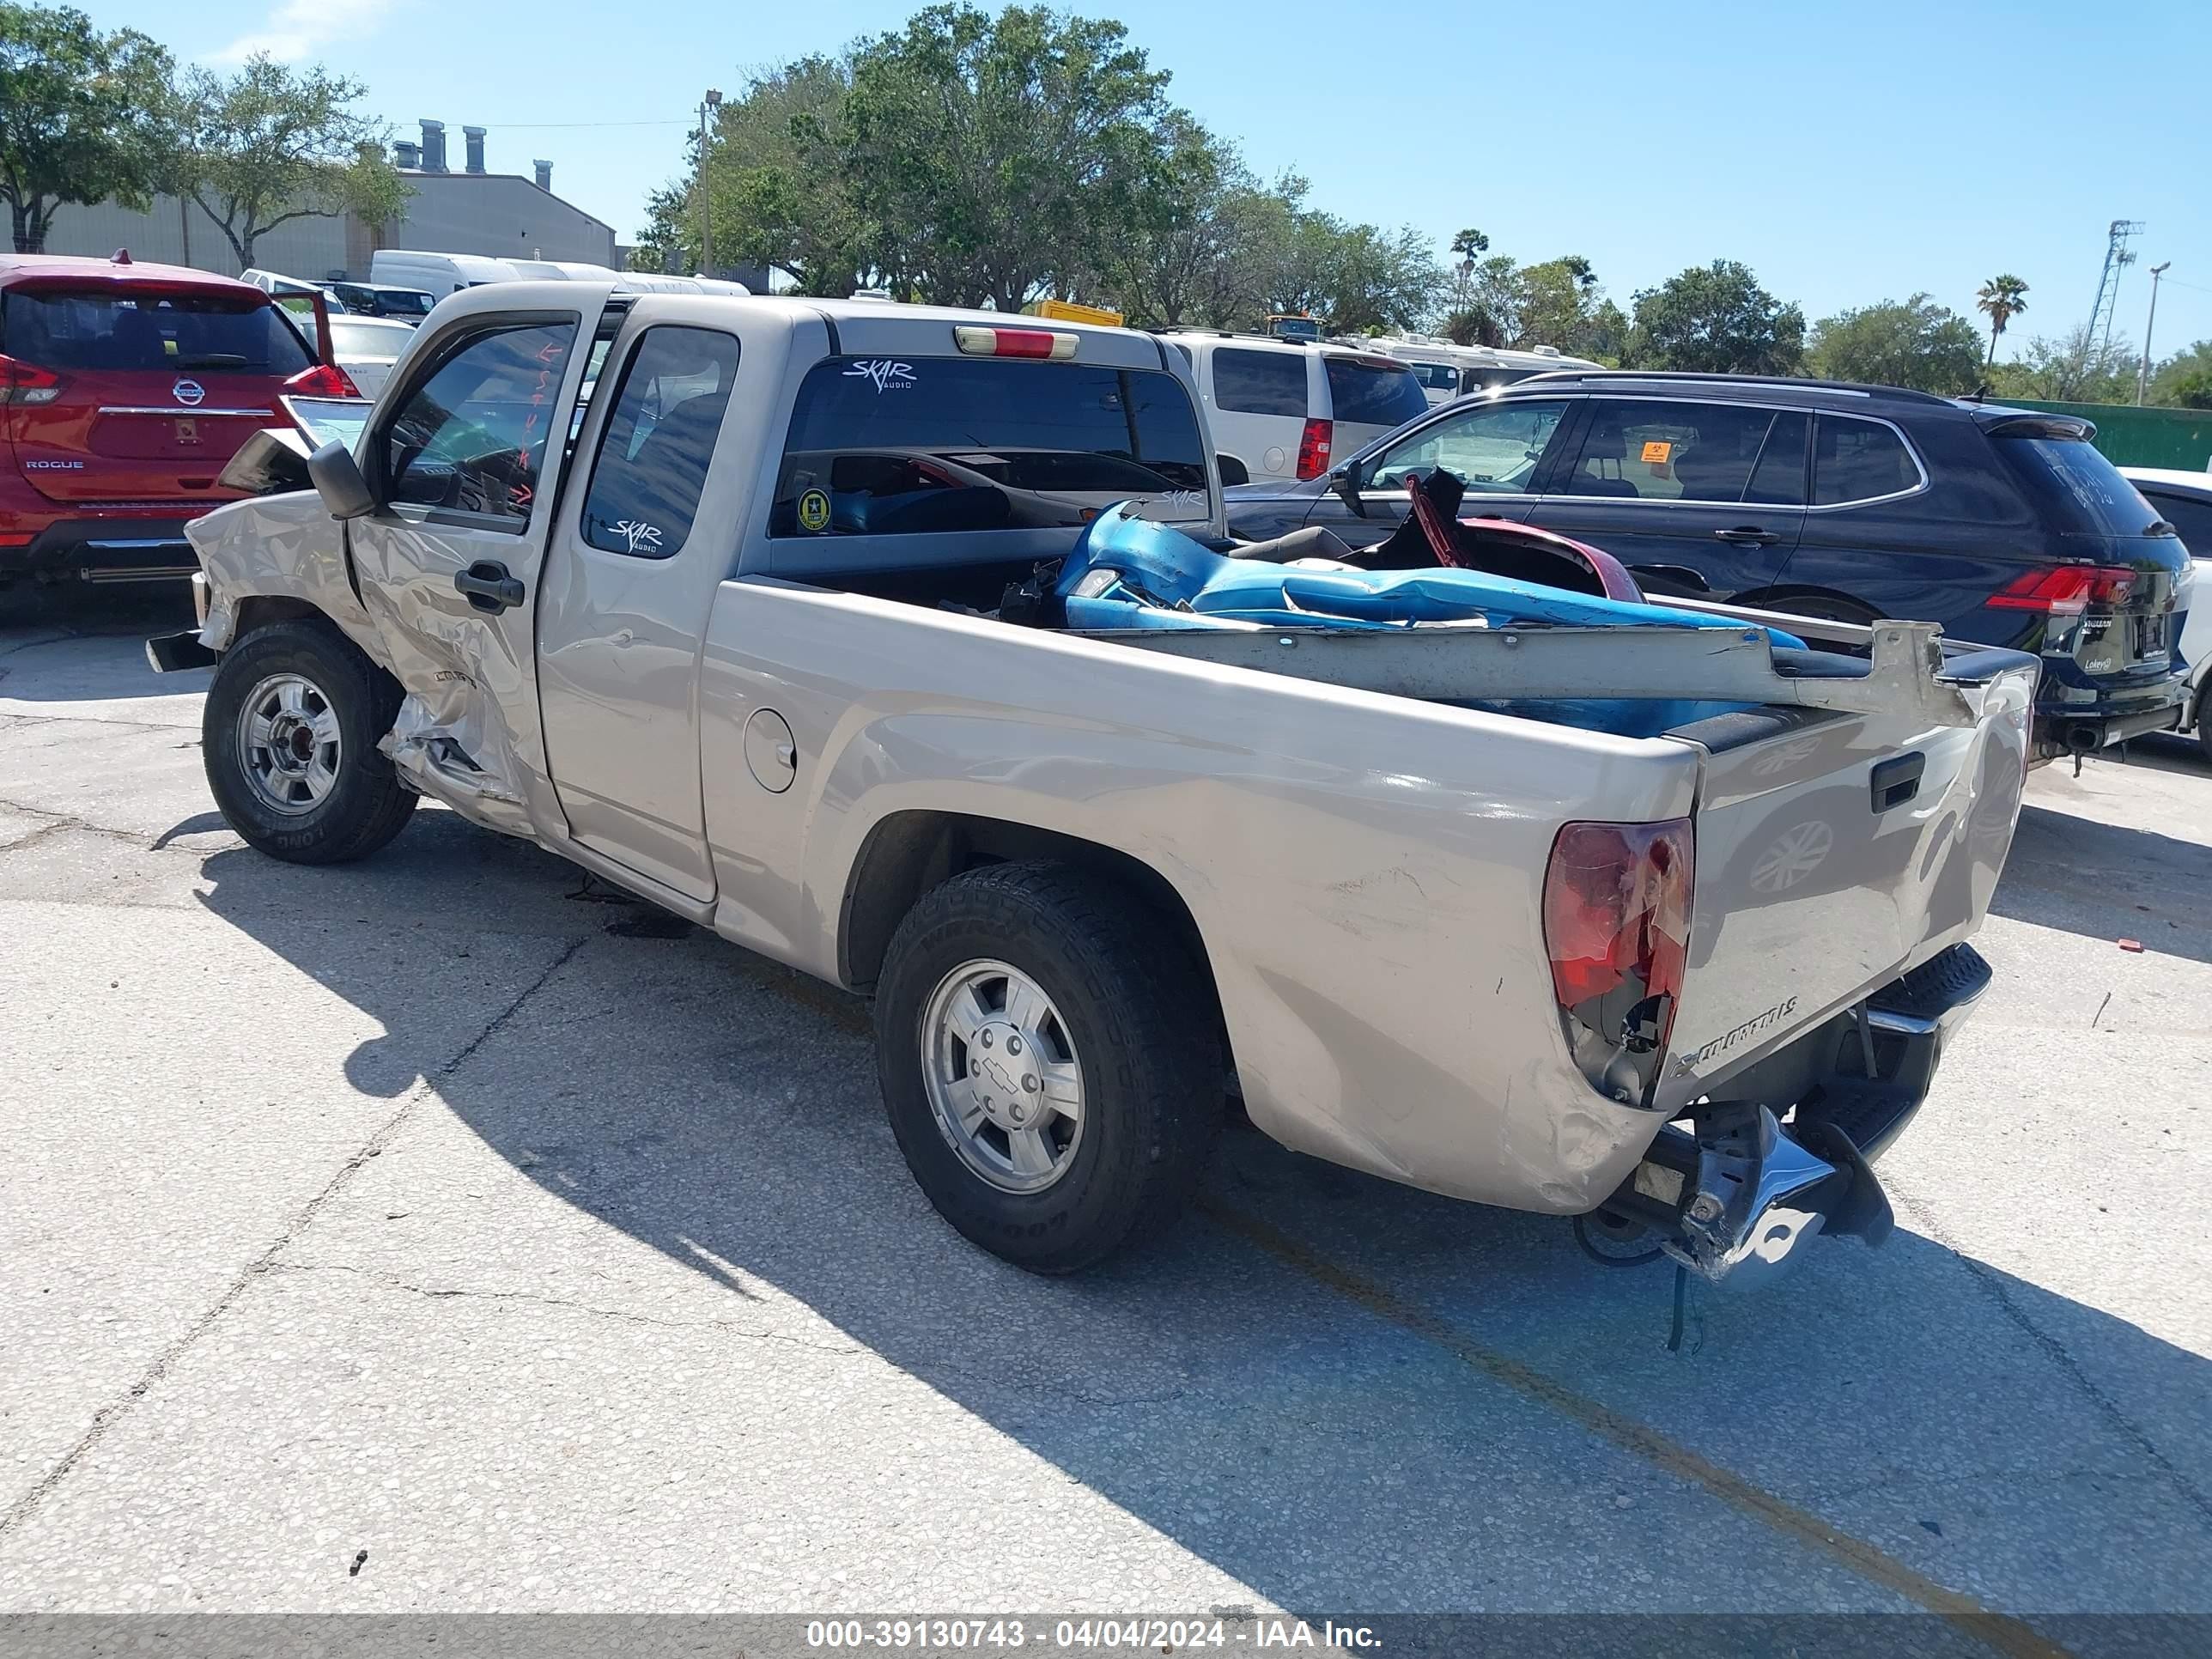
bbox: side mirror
[1216,453,1250,488]
[1330,460,1367,514]
[307,439,375,520]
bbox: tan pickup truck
[148,283,2038,1286]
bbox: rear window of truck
[771,356,1210,536]
[0,288,313,374]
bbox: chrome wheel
[236,672,342,816]
[921,957,1085,1194]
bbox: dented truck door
[346,282,617,832]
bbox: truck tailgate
[1653,651,2036,1114]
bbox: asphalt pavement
[1,587,2207,1644]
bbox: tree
[1626,259,1805,375]
[1985,321,2138,403]
[1808,294,1984,392]
[838,4,1176,312]
[1109,116,1251,327]
[0,3,170,253]
[1515,256,1606,354]
[2148,340,2212,408]
[635,54,888,294]
[2167,370,2212,411]
[1441,252,1520,345]
[1975,274,2029,368]
[161,54,406,270]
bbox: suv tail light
[284,362,363,399]
[0,355,63,405]
[1985,564,2136,617]
[1295,417,1333,480]
[1543,819,1694,1091]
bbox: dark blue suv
[1223,370,2191,758]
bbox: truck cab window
[382,320,578,522]
[772,356,1208,537]
[579,326,740,559]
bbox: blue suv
[1223,370,2191,758]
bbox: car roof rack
[1511,368,1955,405]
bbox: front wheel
[873,861,1222,1273]
[203,618,417,864]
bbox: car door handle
[1713,526,1781,546]
[454,561,525,613]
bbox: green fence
[2001,399,2212,471]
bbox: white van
[368,250,528,298]
[1161,332,1430,484]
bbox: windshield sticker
[611,520,664,555]
[844,360,915,392]
[797,489,831,532]
[1640,440,1673,465]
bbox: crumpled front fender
[185,490,385,665]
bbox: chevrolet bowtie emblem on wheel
[172,379,206,407]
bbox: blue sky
[92,0,2212,363]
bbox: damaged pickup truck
[149,283,2039,1284]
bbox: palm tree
[1977,275,2030,368]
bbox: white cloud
[208,0,390,65]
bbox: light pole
[696,88,722,277]
[2137,262,2171,405]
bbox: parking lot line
[1198,1198,2077,1659]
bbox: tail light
[951,325,1077,361]
[0,355,63,405]
[1985,564,2136,617]
[284,362,363,399]
[1543,819,1694,1092]
[1295,417,1334,480]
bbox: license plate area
[2133,613,2169,665]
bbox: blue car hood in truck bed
[1057,505,1805,738]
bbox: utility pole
[696,88,721,277]
[2137,262,2171,405]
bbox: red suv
[0,253,356,588]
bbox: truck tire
[203,618,417,865]
[2197,681,2212,767]
[873,860,1222,1273]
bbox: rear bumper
[0,517,201,583]
[1604,943,1991,1291]
[2035,698,2185,757]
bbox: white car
[325,313,419,399]
[1161,331,1430,484]
[2119,465,2211,757]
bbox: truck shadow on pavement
[1992,803,2212,967]
[185,812,2212,1617]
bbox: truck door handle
[1713,526,1780,546]
[454,561,525,613]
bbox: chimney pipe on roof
[533,159,553,192]
[463,125,486,174]
[394,139,421,170]
[419,119,447,173]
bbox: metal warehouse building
[33,121,617,282]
